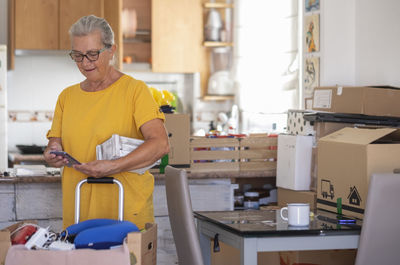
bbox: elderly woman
[44,15,169,229]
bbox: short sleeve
[46,90,66,139]
[132,81,165,131]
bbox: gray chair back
[165,166,205,265]
[355,173,400,265]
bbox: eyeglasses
[69,47,109,63]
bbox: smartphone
[50,151,81,167]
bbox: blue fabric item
[62,219,120,237]
[74,221,139,250]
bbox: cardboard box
[279,249,356,265]
[164,113,190,166]
[314,122,355,141]
[312,86,400,117]
[277,187,317,211]
[310,146,318,191]
[211,242,280,265]
[286,110,315,136]
[0,222,37,265]
[5,243,131,265]
[0,222,157,265]
[0,229,11,265]
[317,127,400,218]
[312,122,390,191]
[126,223,157,265]
[277,134,313,190]
[286,109,393,140]
[210,242,356,265]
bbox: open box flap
[319,127,398,145]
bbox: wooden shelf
[204,2,234,8]
[202,95,235,101]
[201,1,235,98]
[123,37,151,44]
[203,41,234,47]
[123,29,151,43]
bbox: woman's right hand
[44,137,68,168]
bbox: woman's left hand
[73,160,117,178]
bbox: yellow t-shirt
[47,75,165,229]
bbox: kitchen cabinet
[122,0,205,74]
[58,0,104,50]
[202,1,235,100]
[8,0,15,69]
[15,0,59,50]
[203,2,234,47]
[123,0,235,97]
[151,0,204,73]
[15,0,103,50]
[122,0,151,65]
[13,0,122,68]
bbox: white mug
[280,203,310,226]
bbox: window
[235,0,301,132]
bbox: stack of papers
[96,134,160,175]
[14,165,47,177]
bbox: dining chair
[354,173,400,265]
[165,166,205,265]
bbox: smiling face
[71,31,114,82]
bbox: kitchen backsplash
[7,52,82,151]
[8,110,53,122]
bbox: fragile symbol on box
[347,186,361,206]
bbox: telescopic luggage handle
[74,177,124,224]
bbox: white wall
[355,0,400,86]
[321,0,400,87]
[320,0,356,86]
[7,52,83,150]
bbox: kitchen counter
[0,168,276,184]
[8,152,45,164]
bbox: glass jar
[210,47,232,73]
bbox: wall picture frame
[304,56,320,97]
[305,14,320,53]
[305,0,320,12]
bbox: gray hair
[69,15,114,47]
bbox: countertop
[9,153,45,162]
[0,168,276,184]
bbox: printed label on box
[313,89,332,109]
